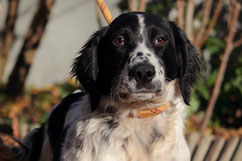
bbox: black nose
[129,64,155,84]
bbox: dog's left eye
[154,36,166,47]
[113,36,126,47]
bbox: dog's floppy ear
[71,27,108,91]
[169,22,202,105]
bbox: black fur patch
[99,118,119,142]
[168,21,203,104]
[53,126,69,161]
[105,106,117,114]
[47,92,85,151]
[150,127,163,144]
[106,119,119,129]
[29,125,45,161]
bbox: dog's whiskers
[110,76,122,104]
[165,77,172,82]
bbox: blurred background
[0,0,241,141]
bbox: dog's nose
[129,64,155,84]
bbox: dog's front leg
[150,137,190,161]
[171,139,191,161]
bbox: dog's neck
[128,104,169,118]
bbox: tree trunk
[128,0,137,11]
[6,0,55,96]
[138,0,148,12]
[0,137,14,161]
[194,0,213,48]
[0,0,19,83]
[185,0,195,41]
[176,0,184,30]
[197,0,224,48]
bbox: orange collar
[129,104,169,118]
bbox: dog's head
[72,12,202,110]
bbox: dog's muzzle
[119,63,162,101]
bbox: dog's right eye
[153,36,166,47]
[113,36,126,47]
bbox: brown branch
[138,0,148,12]
[0,135,27,161]
[194,0,213,48]
[185,0,195,41]
[200,0,241,133]
[0,137,14,161]
[176,0,184,30]
[0,2,2,17]
[198,0,224,48]
[0,0,20,83]
[128,0,137,11]
[227,1,234,29]
[9,113,20,139]
[96,3,103,29]
[233,37,242,48]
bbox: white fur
[59,80,190,161]
[138,14,145,35]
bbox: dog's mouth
[119,89,161,102]
[117,79,163,102]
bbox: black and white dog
[18,12,202,161]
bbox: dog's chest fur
[59,94,189,161]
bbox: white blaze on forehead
[130,14,148,57]
[137,14,145,35]
[129,14,150,65]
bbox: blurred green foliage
[146,0,175,20]
[0,82,78,124]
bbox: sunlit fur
[16,12,202,161]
